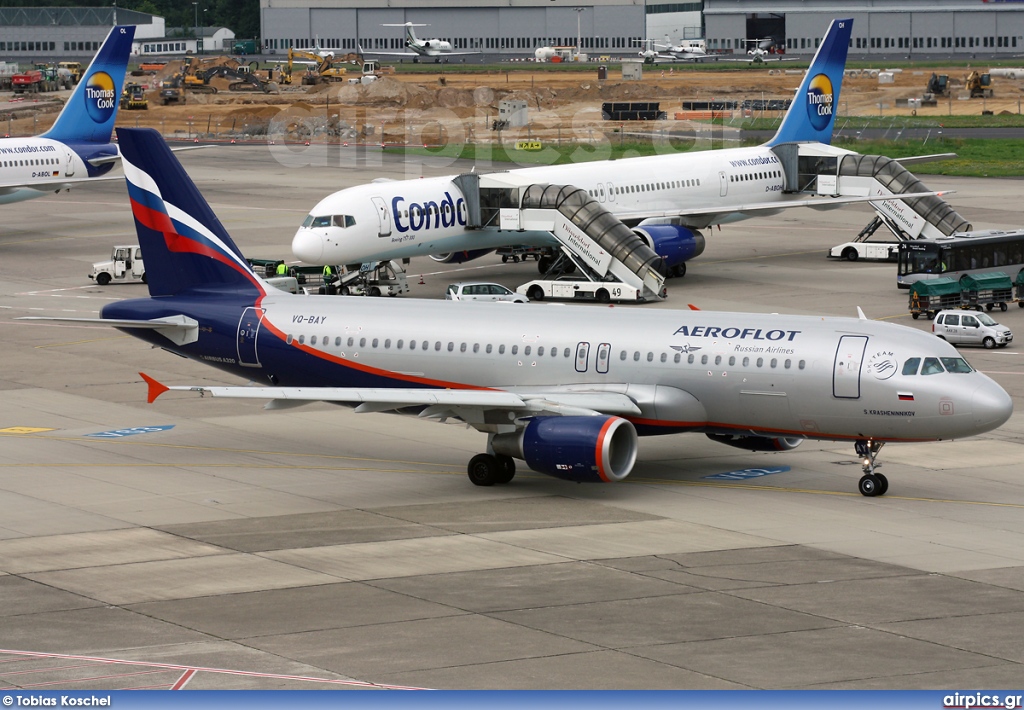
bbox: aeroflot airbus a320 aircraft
[294,19,915,276]
[24,128,1013,498]
[0,25,134,205]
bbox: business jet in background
[21,127,1013,497]
[634,37,714,63]
[360,23,480,62]
[0,24,134,205]
[293,18,947,280]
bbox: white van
[933,310,1013,349]
[90,245,145,286]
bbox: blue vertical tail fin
[116,127,262,299]
[42,25,135,144]
[766,18,853,146]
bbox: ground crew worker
[275,262,287,275]
[323,264,333,279]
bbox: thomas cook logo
[83,71,117,123]
[805,73,834,131]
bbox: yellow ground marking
[0,427,55,434]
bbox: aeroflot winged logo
[84,71,117,123]
[806,73,834,131]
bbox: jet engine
[706,433,803,452]
[429,249,494,264]
[632,225,706,278]
[492,416,638,482]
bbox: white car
[932,310,1013,349]
[446,282,528,303]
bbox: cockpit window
[301,214,314,228]
[902,358,920,376]
[940,357,973,373]
[333,215,356,228]
[310,216,331,228]
[920,357,945,375]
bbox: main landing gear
[467,453,516,486]
[855,439,888,497]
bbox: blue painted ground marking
[702,466,790,481]
[85,425,175,438]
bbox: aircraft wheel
[984,336,997,349]
[874,473,889,496]
[96,273,111,286]
[673,262,687,278]
[495,455,516,484]
[858,474,881,497]
[467,454,501,486]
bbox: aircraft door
[237,307,265,367]
[833,335,868,399]
[575,342,590,372]
[370,196,392,237]
[596,343,610,374]
[607,182,615,203]
[64,149,75,178]
[597,184,606,203]
[719,171,728,197]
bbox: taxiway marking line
[171,668,197,690]
[0,649,428,690]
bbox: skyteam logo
[83,71,117,123]
[805,73,834,131]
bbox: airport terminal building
[704,0,1024,57]
[261,0,1024,59]
[0,6,163,60]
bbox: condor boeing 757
[21,128,1012,497]
[0,25,134,205]
[293,19,941,278]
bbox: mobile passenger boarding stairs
[772,143,971,241]
[457,173,667,301]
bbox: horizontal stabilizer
[17,315,199,345]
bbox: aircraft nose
[292,228,323,263]
[972,379,1013,432]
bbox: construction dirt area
[4,58,1024,146]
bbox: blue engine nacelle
[706,433,803,452]
[492,416,638,482]
[633,225,706,277]
[429,249,494,264]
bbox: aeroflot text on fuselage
[672,325,801,341]
[392,193,466,233]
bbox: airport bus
[897,230,1024,289]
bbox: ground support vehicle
[58,61,82,84]
[497,245,543,263]
[933,310,1012,349]
[959,272,1012,312]
[90,246,145,286]
[247,258,287,278]
[338,261,410,297]
[517,275,644,304]
[1014,271,1024,308]
[909,278,961,319]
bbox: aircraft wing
[140,373,642,420]
[359,49,422,57]
[894,153,957,166]
[615,190,953,225]
[88,144,211,167]
[0,175,122,194]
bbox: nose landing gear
[855,439,888,496]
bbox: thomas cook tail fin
[115,127,263,299]
[766,18,853,147]
[41,25,135,144]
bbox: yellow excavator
[280,48,349,85]
[965,70,994,99]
